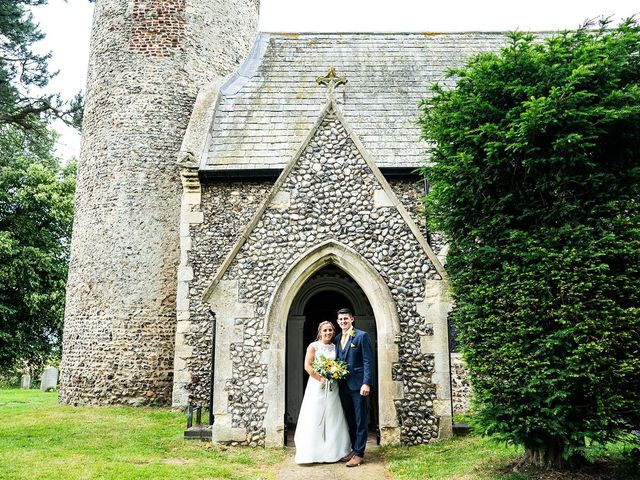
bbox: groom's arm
[360,332,373,396]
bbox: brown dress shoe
[346,455,364,467]
[340,452,354,462]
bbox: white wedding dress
[294,341,352,464]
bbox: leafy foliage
[420,19,640,466]
[0,125,75,372]
[0,0,83,130]
[0,0,79,374]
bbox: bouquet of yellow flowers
[311,356,349,390]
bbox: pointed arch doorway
[285,264,378,442]
[262,240,401,447]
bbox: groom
[335,308,373,467]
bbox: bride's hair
[315,321,335,340]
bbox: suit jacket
[335,328,374,391]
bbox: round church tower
[60,0,259,405]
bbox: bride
[294,321,352,464]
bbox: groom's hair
[337,308,353,317]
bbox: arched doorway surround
[263,240,401,447]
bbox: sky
[31,0,638,160]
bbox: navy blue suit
[335,328,373,457]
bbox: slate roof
[202,32,510,173]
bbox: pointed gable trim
[330,103,448,282]
[202,99,447,304]
[202,101,334,302]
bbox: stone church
[60,0,504,447]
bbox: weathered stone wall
[388,178,423,226]
[60,0,258,405]
[177,179,430,409]
[451,353,472,414]
[182,112,448,445]
[174,180,438,411]
[388,178,445,256]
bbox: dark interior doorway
[302,290,353,358]
[300,291,352,394]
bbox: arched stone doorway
[262,240,401,447]
[285,265,378,436]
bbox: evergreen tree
[0,0,82,130]
[420,19,640,468]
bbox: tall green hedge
[419,19,640,467]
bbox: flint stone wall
[182,112,447,445]
[181,181,272,404]
[180,181,434,409]
[388,179,445,256]
[451,353,472,414]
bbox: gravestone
[20,373,30,389]
[40,367,58,391]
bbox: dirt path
[276,447,390,480]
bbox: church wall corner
[171,180,272,409]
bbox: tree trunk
[514,435,580,471]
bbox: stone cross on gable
[316,67,347,100]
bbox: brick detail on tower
[129,0,185,56]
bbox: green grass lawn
[383,426,639,480]
[2,389,637,480]
[383,434,525,480]
[0,389,284,480]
